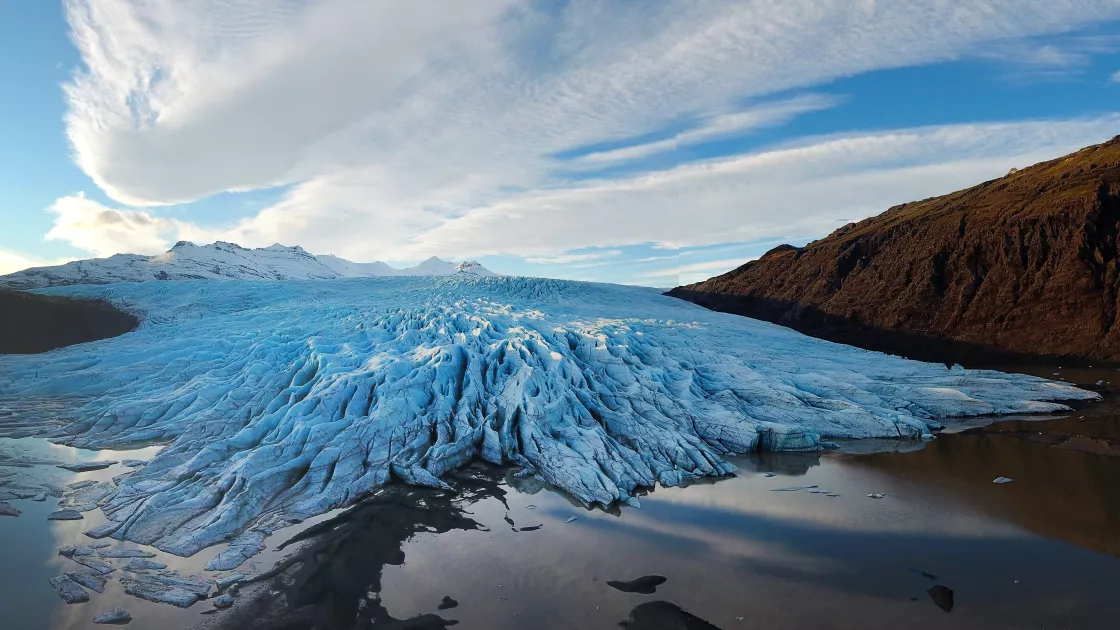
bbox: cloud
[0,249,73,276]
[523,250,623,265]
[637,257,760,286]
[45,193,213,257]
[974,33,1119,82]
[60,0,1120,268]
[405,115,1120,258]
[569,93,843,166]
[1113,70,1120,82]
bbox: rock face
[669,136,1120,365]
[0,291,137,354]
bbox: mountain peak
[0,241,496,288]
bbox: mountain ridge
[0,241,496,289]
[669,135,1120,365]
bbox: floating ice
[48,575,89,604]
[93,606,132,624]
[0,276,1097,564]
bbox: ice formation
[0,276,1096,565]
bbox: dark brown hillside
[0,290,138,354]
[668,136,1120,365]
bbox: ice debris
[123,558,168,571]
[0,277,1098,564]
[48,509,84,520]
[867,493,887,499]
[0,501,19,517]
[205,531,266,571]
[67,570,108,593]
[49,574,90,603]
[993,477,1013,484]
[214,573,247,589]
[57,461,118,472]
[120,577,198,608]
[99,549,157,558]
[93,606,132,624]
[212,593,235,609]
[71,555,116,575]
[119,572,212,608]
[772,485,818,492]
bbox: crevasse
[0,276,1096,567]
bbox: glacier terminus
[0,276,1097,570]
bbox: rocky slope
[669,136,1120,365]
[0,241,495,289]
[0,290,137,353]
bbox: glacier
[0,276,1097,567]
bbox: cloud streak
[53,1,1120,275]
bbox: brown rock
[669,136,1120,365]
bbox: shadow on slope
[0,290,137,354]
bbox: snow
[0,241,495,289]
[0,276,1096,566]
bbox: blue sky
[1,1,1120,286]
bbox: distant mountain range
[669,135,1120,365]
[0,241,495,290]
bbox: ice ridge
[0,276,1096,565]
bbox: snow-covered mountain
[0,241,495,289]
[0,276,1094,568]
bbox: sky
[1,1,1119,287]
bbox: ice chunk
[99,549,157,558]
[0,501,19,517]
[67,570,108,593]
[204,531,266,571]
[49,574,90,604]
[993,476,1013,484]
[0,277,1099,559]
[214,573,247,589]
[93,607,132,624]
[123,558,168,571]
[47,509,84,520]
[120,576,198,608]
[212,593,235,609]
[71,555,116,575]
[58,461,118,472]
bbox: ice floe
[0,276,1098,566]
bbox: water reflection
[3,412,1120,630]
[202,415,1120,630]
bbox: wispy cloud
[569,93,842,166]
[45,193,214,257]
[1112,70,1120,82]
[0,249,73,276]
[405,115,1120,258]
[55,0,1120,269]
[975,33,1119,82]
[523,250,623,265]
[638,257,759,285]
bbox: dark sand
[0,290,137,354]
